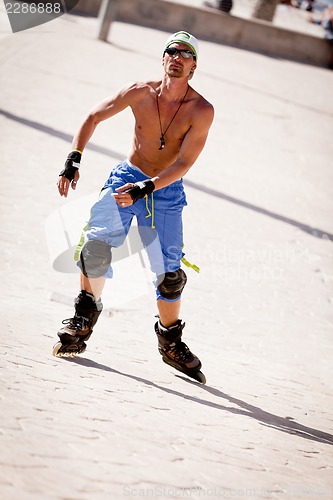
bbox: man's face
[163,43,197,79]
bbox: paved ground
[0,4,333,500]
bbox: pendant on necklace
[159,135,165,150]
[156,85,189,151]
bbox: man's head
[164,31,199,60]
[163,31,199,80]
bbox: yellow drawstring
[145,193,155,228]
[181,256,200,273]
[74,216,90,261]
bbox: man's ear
[188,61,197,79]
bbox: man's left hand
[112,183,135,207]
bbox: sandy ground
[0,4,333,500]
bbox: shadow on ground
[63,356,333,446]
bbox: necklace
[156,85,189,150]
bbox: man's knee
[157,269,187,300]
[80,240,112,278]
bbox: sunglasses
[164,47,195,59]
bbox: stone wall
[72,0,331,67]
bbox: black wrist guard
[126,180,155,204]
[59,151,82,181]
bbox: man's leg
[54,159,145,356]
[80,273,106,301]
[157,298,181,327]
[54,188,132,356]
[54,248,109,357]
[154,298,202,375]
[53,283,103,357]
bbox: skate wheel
[52,341,86,357]
[195,371,206,384]
[161,357,206,384]
[187,370,206,384]
[52,342,63,357]
[52,342,75,357]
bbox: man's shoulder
[120,80,161,106]
[192,87,213,108]
[190,88,214,116]
[125,80,161,95]
[189,87,214,127]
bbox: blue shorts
[78,160,187,301]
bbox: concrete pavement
[0,6,333,500]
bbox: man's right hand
[57,150,81,197]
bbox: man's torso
[127,80,208,176]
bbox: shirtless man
[54,31,214,382]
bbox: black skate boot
[155,319,206,384]
[53,290,102,357]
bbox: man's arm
[71,88,135,152]
[57,84,138,197]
